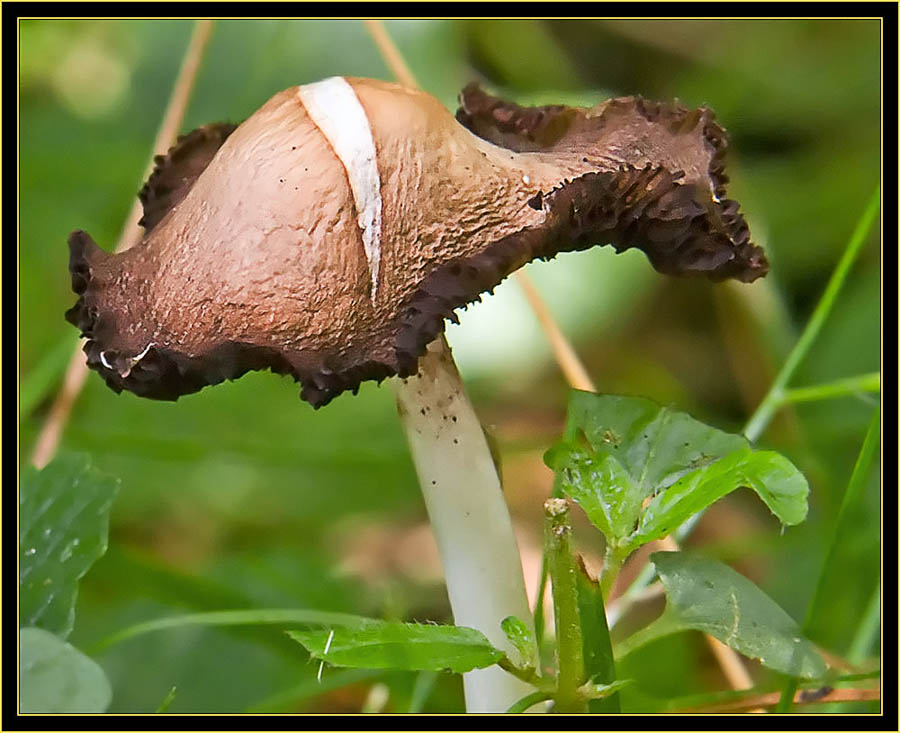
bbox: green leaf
[579,678,633,700]
[616,552,827,679]
[546,393,808,551]
[500,616,537,670]
[288,621,504,674]
[546,442,642,540]
[19,627,112,713]
[574,558,619,713]
[19,454,119,638]
[566,392,748,493]
[628,447,809,552]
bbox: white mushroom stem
[394,336,536,713]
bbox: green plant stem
[779,372,880,405]
[533,556,550,668]
[535,435,573,661]
[776,406,881,712]
[506,690,552,714]
[744,186,880,443]
[599,545,625,602]
[544,498,587,713]
[497,655,553,691]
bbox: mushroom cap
[66,77,767,407]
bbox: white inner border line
[297,77,383,304]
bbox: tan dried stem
[515,271,596,392]
[31,19,215,469]
[365,19,420,89]
[672,685,880,714]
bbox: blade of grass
[847,581,881,664]
[802,403,879,599]
[91,608,371,653]
[776,405,880,711]
[154,686,177,714]
[831,581,882,713]
[575,556,619,712]
[744,186,881,443]
[779,372,880,405]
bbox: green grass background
[19,19,881,713]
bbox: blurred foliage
[20,453,118,638]
[19,627,112,713]
[18,19,881,713]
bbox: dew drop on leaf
[59,538,80,562]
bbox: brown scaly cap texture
[138,122,238,232]
[66,78,767,408]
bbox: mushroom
[65,76,767,712]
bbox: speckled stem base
[394,336,534,713]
